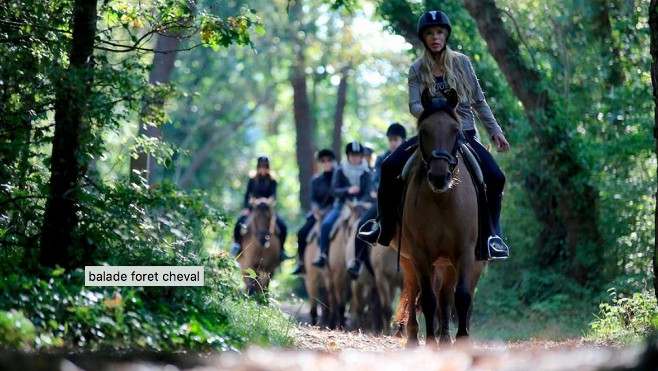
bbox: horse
[237,197,281,296]
[372,243,404,334]
[348,237,404,333]
[392,90,480,347]
[325,200,370,329]
[303,208,331,327]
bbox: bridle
[250,203,277,249]
[419,127,465,175]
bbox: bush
[0,180,296,351]
[587,289,658,345]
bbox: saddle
[399,143,491,261]
[329,204,352,240]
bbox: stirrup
[357,219,381,246]
[487,235,509,260]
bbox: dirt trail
[2,302,652,370]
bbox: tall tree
[130,33,183,184]
[649,0,658,301]
[463,0,603,284]
[289,2,315,213]
[39,0,98,267]
[130,1,196,184]
[332,67,349,161]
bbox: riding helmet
[256,155,270,168]
[316,148,336,160]
[345,141,364,156]
[363,143,374,156]
[417,11,451,44]
[386,123,407,139]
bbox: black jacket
[331,166,372,206]
[311,169,335,212]
[243,175,277,209]
[373,150,391,189]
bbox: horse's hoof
[405,339,420,349]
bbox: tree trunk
[39,0,98,267]
[649,0,658,301]
[463,0,603,285]
[589,0,624,87]
[289,2,315,213]
[291,60,315,213]
[130,33,181,185]
[332,68,348,162]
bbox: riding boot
[312,245,328,267]
[487,193,509,260]
[292,241,306,275]
[357,181,399,247]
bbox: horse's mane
[416,98,460,127]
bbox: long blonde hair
[418,46,474,104]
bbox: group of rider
[231,9,511,278]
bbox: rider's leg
[313,206,341,267]
[464,130,509,259]
[358,136,418,246]
[293,214,315,274]
[275,214,290,261]
[230,215,248,256]
[348,207,377,279]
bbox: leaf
[244,268,257,279]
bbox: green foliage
[0,266,296,351]
[588,290,658,345]
[0,310,38,349]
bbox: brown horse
[325,200,369,329]
[392,91,480,347]
[349,238,404,333]
[237,197,281,295]
[303,208,331,326]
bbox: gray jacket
[408,53,503,139]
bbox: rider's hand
[370,191,377,199]
[493,132,510,152]
[348,185,360,194]
[240,208,250,216]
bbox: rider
[358,10,511,260]
[312,141,372,268]
[230,156,288,258]
[347,123,407,279]
[291,149,337,275]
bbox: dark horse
[237,197,282,295]
[392,89,483,347]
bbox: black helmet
[345,141,364,156]
[417,11,451,43]
[256,155,270,168]
[316,148,336,160]
[363,143,374,156]
[386,123,407,139]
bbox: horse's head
[249,197,276,248]
[417,88,463,193]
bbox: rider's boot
[312,252,327,268]
[347,259,363,280]
[487,193,509,260]
[357,181,399,247]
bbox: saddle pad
[306,224,319,243]
[329,204,351,240]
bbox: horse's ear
[421,88,433,110]
[446,88,459,109]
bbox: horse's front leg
[419,266,437,347]
[435,266,455,345]
[455,259,473,339]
